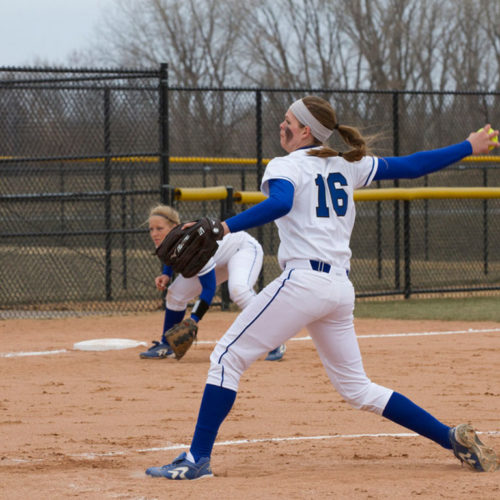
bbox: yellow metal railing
[173,186,229,201]
[3,154,498,165]
[173,186,500,203]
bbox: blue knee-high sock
[161,308,186,343]
[382,392,452,449]
[190,384,237,462]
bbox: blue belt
[310,260,331,273]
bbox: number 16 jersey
[261,148,379,272]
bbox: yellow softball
[478,127,499,151]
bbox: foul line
[4,430,499,463]
[197,327,500,344]
[1,349,68,358]
[1,327,500,357]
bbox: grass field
[355,295,500,322]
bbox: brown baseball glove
[164,318,198,360]
[156,217,224,278]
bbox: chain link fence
[1,66,499,317]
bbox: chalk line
[1,327,499,357]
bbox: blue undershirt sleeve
[225,178,294,233]
[162,264,173,277]
[374,141,472,181]
[190,269,217,323]
[198,269,216,305]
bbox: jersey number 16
[315,173,348,217]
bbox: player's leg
[308,278,451,444]
[225,238,263,309]
[310,314,452,441]
[190,270,338,461]
[140,276,200,359]
[164,275,201,324]
[226,239,285,361]
[307,275,393,414]
[308,276,498,470]
[145,269,323,478]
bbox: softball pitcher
[146,97,499,479]
[141,204,286,361]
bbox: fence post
[222,186,235,219]
[376,180,382,279]
[121,162,128,290]
[104,87,113,301]
[403,200,411,299]
[219,186,234,310]
[392,91,401,292]
[255,89,265,292]
[159,63,170,204]
[161,185,176,207]
[483,167,489,275]
[424,175,429,261]
[256,90,263,188]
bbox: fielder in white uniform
[145,96,499,479]
[140,204,285,361]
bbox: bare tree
[88,0,500,92]
[238,0,362,88]
[339,0,453,90]
[92,0,248,87]
[446,1,488,91]
[475,0,500,91]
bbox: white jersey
[261,148,378,271]
[210,148,391,413]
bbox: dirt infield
[1,311,499,499]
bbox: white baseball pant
[166,235,263,311]
[206,262,393,415]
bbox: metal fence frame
[1,65,499,316]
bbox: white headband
[289,99,333,143]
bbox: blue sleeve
[162,264,173,277]
[190,269,217,323]
[198,268,216,305]
[225,178,294,233]
[374,141,472,181]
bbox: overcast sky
[0,0,112,67]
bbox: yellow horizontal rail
[1,154,498,165]
[230,187,500,204]
[171,156,270,165]
[109,154,499,165]
[461,155,500,162]
[174,186,228,201]
[234,191,267,204]
[0,155,270,165]
[353,187,500,201]
[175,186,500,204]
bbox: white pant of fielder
[167,233,263,311]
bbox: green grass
[354,296,500,322]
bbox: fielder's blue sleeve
[375,141,472,181]
[190,269,217,323]
[225,179,294,233]
[162,264,173,277]
[198,269,216,305]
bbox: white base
[73,338,147,351]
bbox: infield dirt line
[2,327,499,358]
[3,431,500,465]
